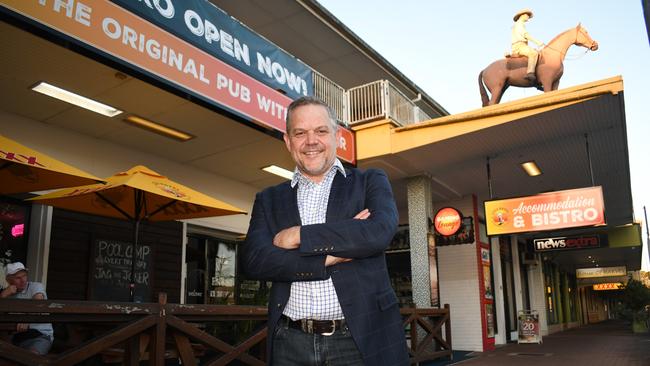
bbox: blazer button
[277,303,282,308]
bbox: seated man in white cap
[1,262,53,355]
[512,9,545,82]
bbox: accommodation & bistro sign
[484,186,605,236]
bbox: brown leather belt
[281,315,346,336]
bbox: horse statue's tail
[478,70,489,107]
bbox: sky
[318,0,650,270]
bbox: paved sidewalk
[438,320,650,366]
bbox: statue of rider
[511,9,545,82]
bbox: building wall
[436,196,483,352]
[47,209,183,303]
[438,244,482,351]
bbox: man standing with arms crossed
[242,96,408,365]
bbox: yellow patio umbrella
[0,134,103,194]
[30,165,246,301]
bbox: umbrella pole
[130,219,140,302]
[130,190,145,302]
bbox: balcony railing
[313,73,432,128]
[313,70,347,126]
[344,80,431,127]
[0,295,452,365]
[347,80,386,124]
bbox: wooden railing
[402,305,452,364]
[0,295,451,365]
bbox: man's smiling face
[284,104,340,183]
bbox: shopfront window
[0,198,30,288]
[212,240,236,305]
[568,275,577,322]
[543,260,558,324]
[499,236,517,340]
[478,221,489,244]
[185,234,238,305]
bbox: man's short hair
[286,96,338,133]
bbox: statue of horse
[479,24,598,106]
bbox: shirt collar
[291,158,346,188]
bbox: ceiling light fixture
[262,165,294,180]
[521,161,542,176]
[31,81,122,117]
[124,115,193,141]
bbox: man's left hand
[273,226,301,249]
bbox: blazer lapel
[326,169,350,222]
[287,183,302,226]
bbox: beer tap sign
[434,207,463,236]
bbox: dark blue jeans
[271,317,364,366]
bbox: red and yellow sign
[434,207,462,236]
[0,0,355,163]
[593,283,623,291]
[484,186,605,236]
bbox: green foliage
[620,279,650,322]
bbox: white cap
[5,262,28,277]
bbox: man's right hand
[325,255,352,266]
[0,285,17,298]
[354,208,370,220]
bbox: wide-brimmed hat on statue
[513,9,533,21]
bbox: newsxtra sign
[532,234,604,252]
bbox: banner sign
[517,310,541,344]
[533,234,603,252]
[576,266,626,279]
[484,187,606,236]
[434,207,462,236]
[110,0,313,99]
[593,283,623,291]
[0,0,355,163]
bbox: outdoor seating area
[0,293,452,365]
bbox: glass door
[185,234,237,305]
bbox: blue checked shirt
[282,159,346,321]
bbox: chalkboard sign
[89,238,152,302]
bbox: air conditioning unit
[521,252,539,266]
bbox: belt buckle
[321,320,336,336]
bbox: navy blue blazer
[242,168,409,366]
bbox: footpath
[426,319,650,366]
